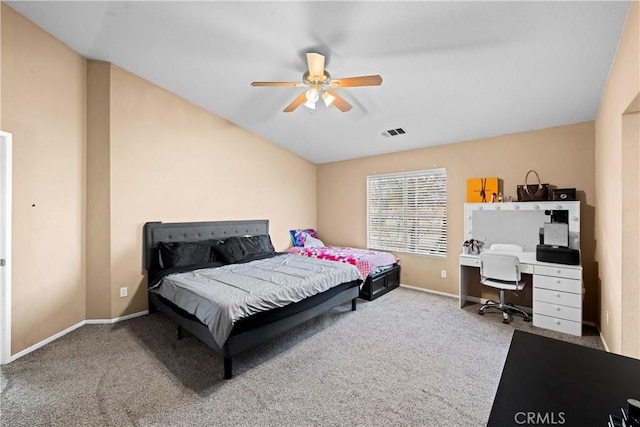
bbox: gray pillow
[211,235,275,264]
[158,241,211,268]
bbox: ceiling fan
[251,52,383,113]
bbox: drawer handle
[556,269,562,274]
[556,293,562,298]
[556,279,561,284]
[555,306,561,312]
[555,319,561,325]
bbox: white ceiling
[8,1,631,164]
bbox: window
[367,168,447,257]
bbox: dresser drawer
[535,265,582,280]
[534,288,582,308]
[534,275,582,294]
[534,301,582,322]
[533,313,582,336]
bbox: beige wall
[104,65,317,318]
[3,4,317,352]
[1,4,87,353]
[317,122,598,322]
[595,1,640,357]
[86,61,112,319]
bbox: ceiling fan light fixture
[304,88,320,110]
[251,52,381,113]
[322,90,336,107]
[303,70,331,85]
[305,88,319,103]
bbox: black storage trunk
[536,245,580,265]
[360,264,400,301]
[553,188,576,201]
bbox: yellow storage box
[467,177,503,203]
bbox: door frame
[0,131,12,364]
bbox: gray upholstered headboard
[142,219,269,270]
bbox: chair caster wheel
[478,310,485,315]
[502,318,510,324]
[523,317,532,323]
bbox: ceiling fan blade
[325,89,352,112]
[283,92,308,113]
[329,75,383,88]
[251,81,306,87]
[306,52,325,79]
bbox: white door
[0,131,12,364]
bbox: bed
[143,220,362,379]
[287,229,401,301]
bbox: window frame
[366,168,448,258]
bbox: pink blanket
[287,246,398,279]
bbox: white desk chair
[478,253,531,324]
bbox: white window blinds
[367,168,447,257]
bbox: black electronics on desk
[537,244,580,265]
[536,209,580,265]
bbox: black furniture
[143,220,361,379]
[359,264,400,301]
[488,330,640,427]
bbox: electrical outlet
[605,310,609,325]
[441,270,447,279]
[120,287,128,298]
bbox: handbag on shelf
[516,170,549,202]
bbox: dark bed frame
[143,219,361,379]
[359,263,401,301]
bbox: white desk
[459,252,584,336]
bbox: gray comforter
[150,254,361,347]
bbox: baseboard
[466,295,483,305]
[85,310,148,325]
[10,320,86,362]
[399,284,458,299]
[9,310,148,363]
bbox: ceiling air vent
[381,127,407,137]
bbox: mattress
[287,246,398,279]
[150,253,361,347]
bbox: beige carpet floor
[0,287,603,426]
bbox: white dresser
[532,263,583,335]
